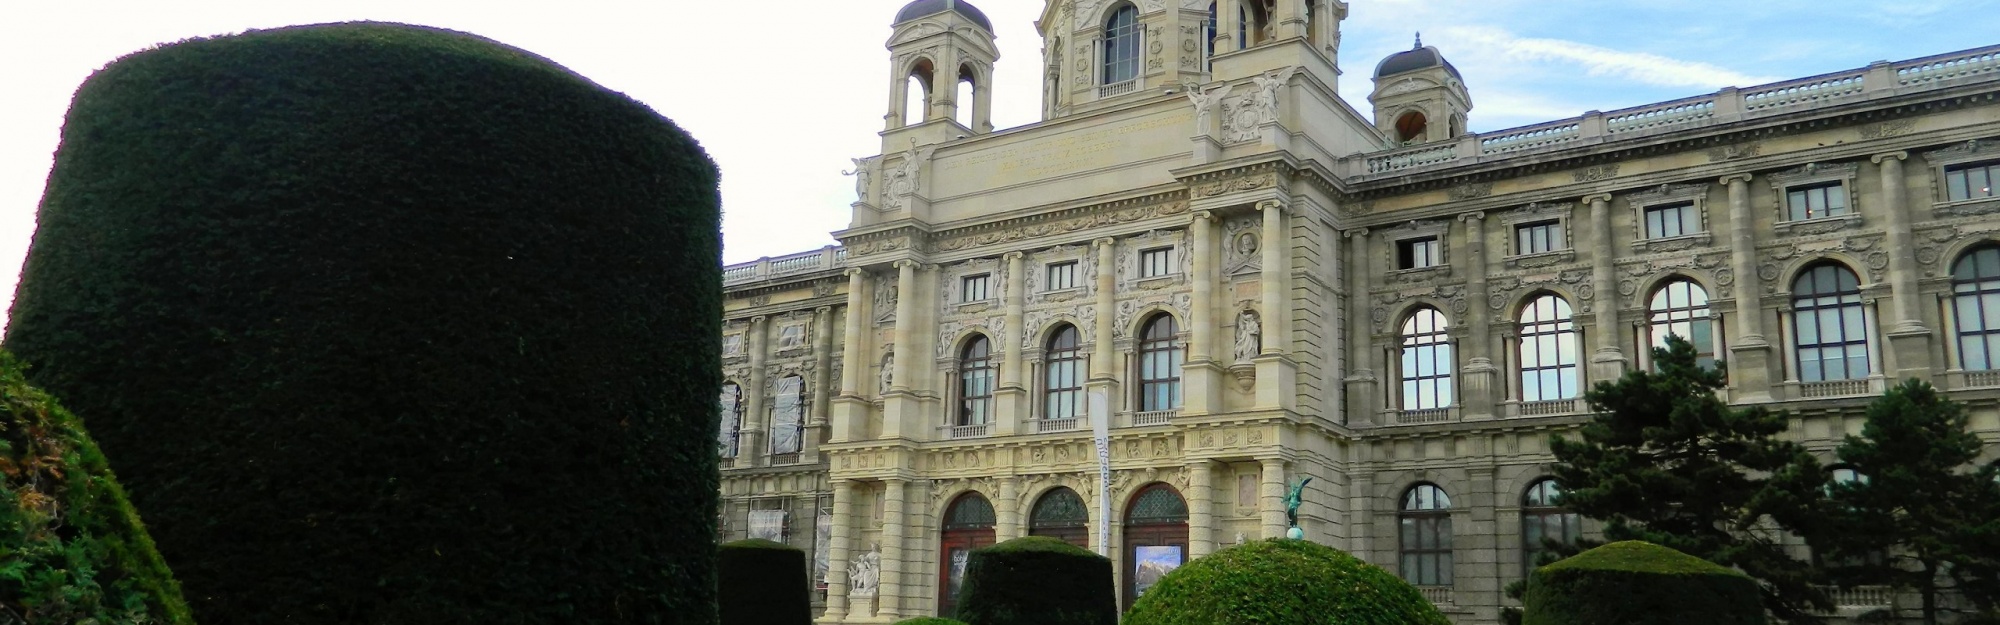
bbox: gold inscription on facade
[940,112,1191,180]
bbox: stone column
[1344,228,1377,425]
[824,480,857,620]
[1215,0,1241,52]
[840,269,871,397]
[1276,0,1308,39]
[1255,201,1296,410]
[998,252,1029,434]
[1259,458,1288,539]
[1458,212,1498,419]
[1187,461,1217,557]
[996,477,1022,542]
[743,315,769,466]
[1722,174,1775,401]
[879,478,909,618]
[1584,194,1627,379]
[1186,211,1224,415]
[1092,238,1119,400]
[806,306,835,461]
[1875,151,1935,378]
[891,261,919,393]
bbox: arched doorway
[1123,483,1189,610]
[939,492,996,616]
[1029,487,1089,549]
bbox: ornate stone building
[716,1,2000,622]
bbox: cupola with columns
[886,0,1000,138]
[1369,34,1472,146]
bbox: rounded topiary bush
[719,539,810,625]
[0,352,195,625]
[955,536,1115,625]
[6,21,720,625]
[1523,541,1764,625]
[1123,539,1450,625]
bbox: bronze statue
[1284,477,1312,529]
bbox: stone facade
[718,1,2000,622]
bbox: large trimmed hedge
[1123,539,1450,625]
[0,352,194,625]
[719,539,811,625]
[955,536,1115,625]
[6,21,721,624]
[895,619,969,625]
[1523,541,1764,625]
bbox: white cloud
[1440,25,1783,89]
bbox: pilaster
[1090,238,1121,405]
[1259,458,1288,539]
[806,306,835,462]
[833,269,873,442]
[1185,212,1225,415]
[998,252,1028,435]
[1457,212,1497,420]
[1344,228,1377,426]
[1721,174,1776,401]
[1254,200,1297,411]
[879,478,910,618]
[1584,194,1628,380]
[1187,461,1217,557]
[884,261,923,440]
[744,315,770,467]
[824,480,857,620]
[996,477,1022,542]
[1874,151,1936,379]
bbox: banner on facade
[748,509,787,542]
[1089,388,1111,557]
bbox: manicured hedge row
[719,539,811,625]
[955,536,1115,625]
[7,21,720,625]
[1523,541,1764,625]
[1123,539,1449,625]
[0,352,195,625]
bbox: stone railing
[1396,408,1453,425]
[1037,417,1082,433]
[944,423,992,440]
[1341,43,2000,179]
[723,245,845,287]
[1518,398,1581,417]
[1133,410,1178,427]
[1798,378,1872,399]
[1418,586,1455,607]
[1099,79,1139,99]
[1816,585,1893,610]
[1966,369,2000,388]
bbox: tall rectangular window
[1397,237,1440,270]
[1786,182,1850,221]
[961,274,990,303]
[1643,202,1697,239]
[1514,221,1564,255]
[1946,161,2000,202]
[770,376,804,455]
[1046,261,1078,291]
[1140,247,1175,278]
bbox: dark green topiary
[6,22,720,625]
[895,619,970,625]
[1522,541,1764,625]
[0,352,195,625]
[954,536,1115,625]
[1123,539,1450,625]
[719,539,811,625]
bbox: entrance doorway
[938,492,996,617]
[1029,486,1089,549]
[1122,483,1189,611]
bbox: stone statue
[842,157,875,203]
[883,140,937,211]
[1259,0,1277,42]
[849,547,880,596]
[1284,476,1312,530]
[1251,69,1287,124]
[1234,309,1261,363]
[1183,82,1228,136]
[879,352,895,395]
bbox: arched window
[1518,295,1579,402]
[1125,484,1190,608]
[1400,308,1454,410]
[1792,264,1869,382]
[770,375,805,455]
[1395,111,1428,144]
[718,383,742,458]
[1045,325,1085,420]
[1399,484,1453,587]
[939,493,997,615]
[1203,3,1218,71]
[959,336,996,426]
[1648,279,1715,368]
[1237,6,1248,51]
[1029,487,1089,548]
[1103,5,1141,86]
[1139,314,1184,412]
[955,65,977,128]
[906,59,935,126]
[1952,246,2000,370]
[1522,480,1580,577]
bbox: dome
[895,0,994,32]
[1376,35,1462,80]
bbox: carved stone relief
[931,199,1189,253]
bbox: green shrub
[719,539,810,625]
[1523,541,1764,625]
[1122,539,1450,625]
[955,536,1114,625]
[6,21,720,625]
[0,352,195,625]
[895,619,969,625]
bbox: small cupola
[1369,34,1473,146]
[894,0,994,32]
[885,0,1000,134]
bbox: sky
[2,0,1998,327]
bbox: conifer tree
[1818,379,2000,625]
[1550,336,1831,623]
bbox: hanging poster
[814,509,833,589]
[748,509,787,542]
[1132,545,1185,597]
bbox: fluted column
[1722,174,1775,402]
[824,480,858,620]
[1186,211,1224,415]
[879,478,909,618]
[1458,212,1497,420]
[840,269,871,397]
[1585,194,1627,379]
[891,261,919,393]
[996,477,1022,542]
[1344,228,1377,425]
[1259,458,1288,539]
[1255,201,1296,410]
[1876,151,1936,378]
[806,306,834,460]
[1188,461,1217,557]
[998,252,1028,435]
[744,315,769,466]
[1092,238,1118,382]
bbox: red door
[939,493,997,617]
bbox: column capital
[816,305,834,316]
[1093,237,1118,249]
[1872,150,1910,164]
[844,267,867,279]
[1003,251,1026,262]
[750,315,769,325]
[1257,199,1288,214]
[1719,173,1754,185]
[1457,211,1486,223]
[1346,227,1371,239]
[893,259,920,271]
[1192,209,1217,222]
[1581,193,1614,205]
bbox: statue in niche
[849,547,880,596]
[879,352,895,395]
[1259,0,1278,42]
[1234,310,1262,363]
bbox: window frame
[1521,480,1580,579]
[1044,325,1086,420]
[1517,294,1580,403]
[1513,220,1566,256]
[1138,246,1177,279]
[1951,246,2000,371]
[1399,484,1454,587]
[1922,141,2000,218]
[1101,4,1142,87]
[1624,184,1712,252]
[1790,263,1872,383]
[1645,279,1718,370]
[769,375,806,455]
[958,336,997,426]
[1499,202,1576,268]
[1767,162,1863,235]
[719,382,744,458]
[1641,201,1699,239]
[1399,307,1455,411]
[1397,236,1442,270]
[1045,260,1080,292]
[1137,314,1184,412]
[961,273,992,304]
